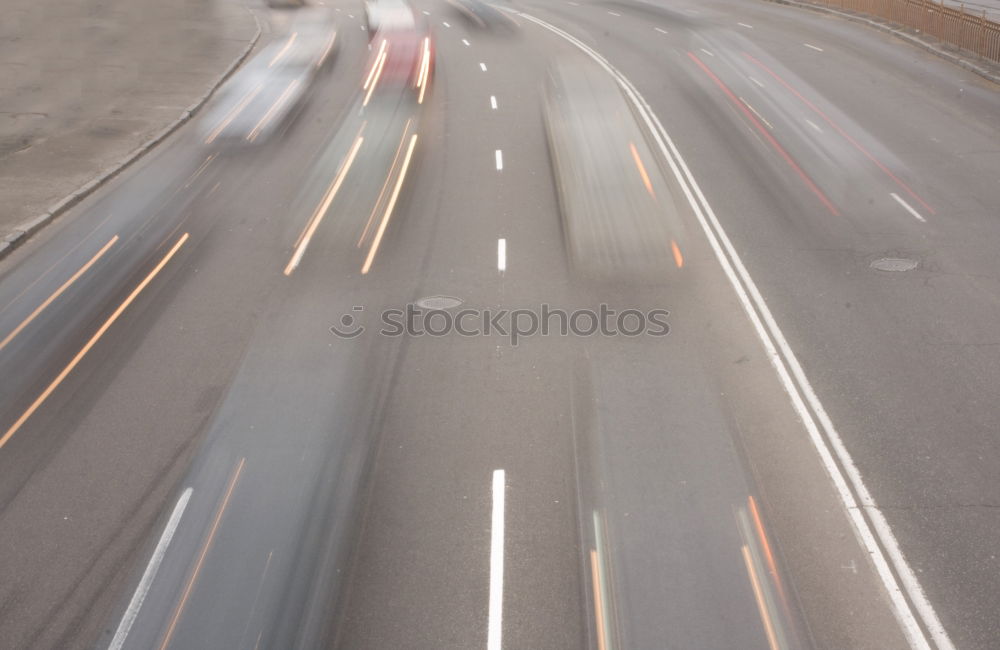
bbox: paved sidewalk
[0,0,258,242]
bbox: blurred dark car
[447,0,517,31]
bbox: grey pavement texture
[0,0,258,244]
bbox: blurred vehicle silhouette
[447,0,518,32]
[198,18,337,145]
[363,0,420,38]
[361,8,434,107]
[542,59,687,281]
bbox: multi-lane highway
[0,0,998,648]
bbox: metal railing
[811,0,1000,63]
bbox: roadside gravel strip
[0,0,262,261]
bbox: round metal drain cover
[415,295,463,310]
[871,257,918,272]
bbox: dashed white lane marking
[495,149,503,170]
[109,488,193,650]
[655,27,669,34]
[490,95,498,109]
[348,13,354,18]
[422,9,430,15]
[607,10,621,16]
[738,22,754,28]
[805,118,823,133]
[740,96,773,129]
[463,38,471,46]
[891,192,927,222]
[443,21,451,27]
[749,76,765,88]
[480,62,488,71]
[488,469,506,650]
[497,239,506,271]
[804,43,824,51]
[700,48,715,56]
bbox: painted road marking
[488,469,506,650]
[497,238,506,272]
[891,192,927,222]
[495,149,503,171]
[109,488,193,650]
[804,43,824,52]
[490,95,498,109]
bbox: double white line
[518,11,953,650]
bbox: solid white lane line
[749,76,765,88]
[497,238,506,272]
[804,43,824,51]
[495,149,503,171]
[655,27,669,34]
[739,22,754,28]
[490,95,498,109]
[463,38,471,46]
[109,488,193,650]
[515,12,954,650]
[488,469,506,650]
[700,48,715,56]
[805,118,823,133]
[891,193,927,222]
[480,62,488,71]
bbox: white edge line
[487,469,505,650]
[495,149,503,171]
[497,238,507,272]
[891,193,927,222]
[516,11,953,650]
[108,487,193,650]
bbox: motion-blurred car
[199,24,337,145]
[363,0,420,38]
[447,0,517,31]
[361,13,434,106]
[542,59,687,280]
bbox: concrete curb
[0,9,263,262]
[761,0,1000,86]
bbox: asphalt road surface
[0,0,998,648]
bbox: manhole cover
[415,295,463,310]
[871,257,918,272]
